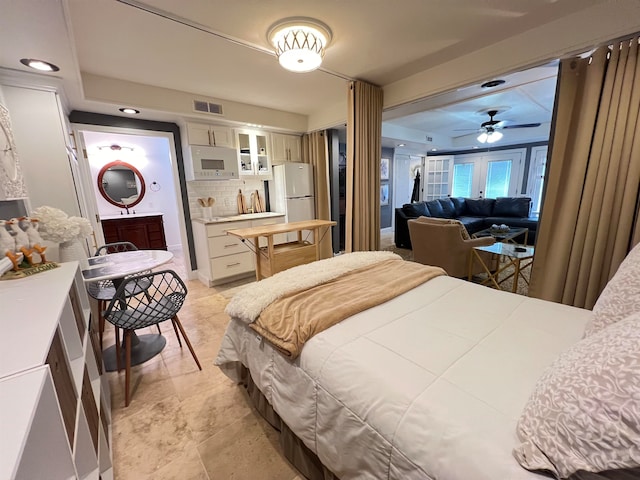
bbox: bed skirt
[231,362,639,480]
[234,363,339,480]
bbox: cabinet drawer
[210,252,253,280]
[208,235,250,257]
[206,220,250,237]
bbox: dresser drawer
[206,220,251,237]
[210,252,254,280]
[207,235,250,257]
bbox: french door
[450,150,526,199]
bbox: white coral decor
[31,206,92,243]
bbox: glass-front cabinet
[236,129,272,179]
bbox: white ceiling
[1,0,639,152]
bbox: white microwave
[187,145,239,180]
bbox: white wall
[2,85,79,216]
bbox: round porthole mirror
[97,160,146,209]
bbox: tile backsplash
[186,178,267,218]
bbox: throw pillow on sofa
[465,198,496,216]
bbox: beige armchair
[408,216,496,278]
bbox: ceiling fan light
[268,18,332,73]
[477,132,489,143]
[487,130,503,143]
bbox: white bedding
[215,275,593,480]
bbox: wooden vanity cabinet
[101,214,167,250]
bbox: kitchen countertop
[100,211,164,220]
[192,212,285,224]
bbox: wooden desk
[226,219,336,280]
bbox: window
[450,150,525,198]
[451,163,474,197]
[485,160,512,198]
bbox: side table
[469,242,534,293]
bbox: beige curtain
[345,80,384,252]
[301,131,333,259]
[529,37,640,308]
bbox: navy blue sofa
[394,197,538,249]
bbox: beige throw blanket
[250,259,445,359]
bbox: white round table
[82,250,174,372]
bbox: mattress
[215,275,594,480]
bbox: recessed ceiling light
[481,79,505,89]
[20,58,59,72]
[431,148,438,152]
[397,143,405,147]
[119,107,140,115]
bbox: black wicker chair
[103,269,201,406]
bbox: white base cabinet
[192,214,285,287]
[0,262,112,480]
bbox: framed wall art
[380,157,389,181]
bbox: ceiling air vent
[193,100,223,115]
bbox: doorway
[73,126,189,269]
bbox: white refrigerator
[272,163,315,243]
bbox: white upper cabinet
[186,122,235,148]
[271,133,302,165]
[236,129,272,179]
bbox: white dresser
[0,262,112,480]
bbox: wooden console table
[226,219,336,280]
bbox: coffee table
[472,226,529,245]
[468,242,534,293]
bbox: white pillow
[513,312,640,478]
[584,242,640,337]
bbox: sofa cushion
[402,202,430,218]
[465,198,496,216]
[456,216,487,235]
[493,197,532,217]
[425,199,446,218]
[437,198,456,218]
[450,197,467,216]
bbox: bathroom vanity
[100,212,167,250]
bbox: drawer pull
[224,244,237,248]
[227,262,241,267]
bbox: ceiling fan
[461,109,542,144]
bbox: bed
[215,250,640,480]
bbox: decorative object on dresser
[30,205,92,265]
[100,213,167,250]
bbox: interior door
[72,129,105,251]
[481,150,525,198]
[450,156,481,198]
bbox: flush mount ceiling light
[268,17,332,73]
[20,58,59,72]
[477,129,503,144]
[119,107,140,115]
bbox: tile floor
[105,251,302,480]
